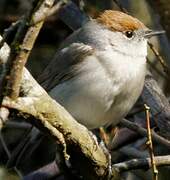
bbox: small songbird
[38,10,164,129]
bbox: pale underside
[38,21,147,129]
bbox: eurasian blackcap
[38,10,164,129]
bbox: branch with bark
[113,155,170,172]
[0,1,110,179]
[0,1,170,180]
[2,68,109,179]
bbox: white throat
[106,31,148,58]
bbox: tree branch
[120,119,170,149]
[5,0,56,99]
[2,68,109,179]
[113,155,170,172]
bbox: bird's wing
[38,43,94,91]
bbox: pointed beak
[144,29,165,38]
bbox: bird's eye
[125,31,134,38]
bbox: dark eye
[125,31,134,38]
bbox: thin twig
[112,155,170,172]
[120,119,170,149]
[6,0,56,99]
[144,104,158,180]
[31,0,66,25]
[0,1,59,130]
[147,41,170,74]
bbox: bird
[38,10,164,129]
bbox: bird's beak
[144,29,165,38]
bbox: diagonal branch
[120,119,170,149]
[2,68,109,179]
[5,0,56,100]
[0,2,110,178]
